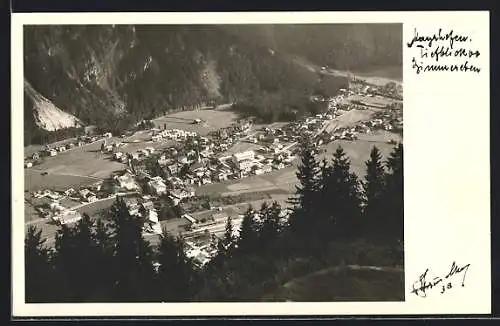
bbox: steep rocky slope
[25,80,83,131]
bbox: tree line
[26,140,403,302]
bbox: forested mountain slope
[23,24,401,145]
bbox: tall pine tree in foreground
[52,214,103,301]
[260,201,283,245]
[53,223,78,300]
[237,205,260,255]
[108,197,156,301]
[287,136,321,239]
[90,218,115,301]
[219,216,236,256]
[156,231,194,301]
[319,146,362,241]
[362,146,387,242]
[25,226,56,302]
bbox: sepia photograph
[22,23,404,304]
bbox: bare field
[356,130,402,143]
[28,140,126,179]
[25,169,100,192]
[197,167,299,196]
[324,109,376,133]
[321,139,399,177]
[119,139,175,154]
[341,94,398,108]
[152,110,240,136]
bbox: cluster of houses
[368,81,403,100]
[123,196,163,236]
[47,202,83,225]
[151,128,197,142]
[24,132,113,168]
[179,206,290,268]
[179,212,243,268]
[33,197,83,225]
[347,79,403,101]
[31,179,119,225]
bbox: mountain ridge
[23,24,402,145]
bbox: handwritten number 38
[440,283,453,294]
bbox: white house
[148,179,167,196]
[183,214,197,224]
[54,210,82,225]
[147,209,159,223]
[115,173,138,191]
[236,159,254,171]
[158,155,169,166]
[273,162,285,170]
[217,172,228,182]
[232,150,255,164]
[167,163,180,175]
[152,134,162,142]
[151,222,163,235]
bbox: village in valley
[24,74,403,268]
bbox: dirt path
[282,264,404,290]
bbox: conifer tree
[218,216,235,256]
[237,205,260,255]
[108,197,156,301]
[319,146,362,240]
[156,232,194,301]
[71,214,99,300]
[90,218,115,301]
[362,146,387,242]
[25,226,56,302]
[260,201,283,246]
[51,214,103,301]
[287,136,321,236]
[53,223,78,300]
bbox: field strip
[27,169,103,181]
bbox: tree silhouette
[25,226,56,302]
[259,201,283,256]
[287,137,321,241]
[219,216,236,256]
[108,197,156,301]
[362,146,387,242]
[156,232,194,301]
[236,205,260,255]
[319,146,362,240]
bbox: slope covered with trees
[25,140,403,302]
[23,24,401,145]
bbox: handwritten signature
[410,262,470,298]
